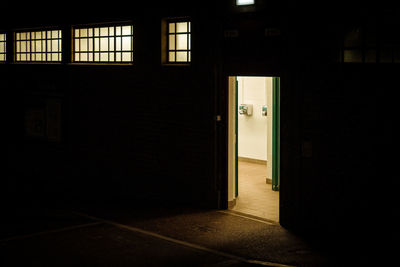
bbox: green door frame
[272,77,280,191]
[235,78,239,197]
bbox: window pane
[100,52,108,61]
[100,38,108,51]
[344,49,362,63]
[100,27,108,36]
[116,26,121,36]
[52,30,59,39]
[122,36,131,50]
[176,22,187,33]
[176,51,187,62]
[80,39,87,52]
[116,37,121,50]
[109,37,115,50]
[21,41,26,53]
[53,40,59,52]
[122,52,131,62]
[169,52,175,62]
[0,43,5,53]
[80,29,87,37]
[80,53,88,61]
[75,39,80,51]
[35,40,41,52]
[88,39,93,51]
[94,38,100,51]
[169,35,175,50]
[176,34,188,50]
[169,23,175,33]
[122,26,131,35]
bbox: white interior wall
[238,77,273,163]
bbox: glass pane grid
[15,30,62,62]
[73,25,133,63]
[0,33,5,61]
[168,21,191,63]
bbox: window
[167,20,191,63]
[15,30,62,62]
[0,33,6,61]
[73,24,133,63]
[236,0,255,5]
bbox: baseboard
[238,157,267,165]
[228,199,236,209]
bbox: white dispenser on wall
[239,104,253,116]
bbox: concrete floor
[231,160,279,222]
[0,204,332,267]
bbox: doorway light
[236,0,255,5]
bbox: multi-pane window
[0,33,5,61]
[15,30,62,62]
[73,25,133,63]
[168,21,191,63]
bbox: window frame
[165,18,191,65]
[72,22,134,65]
[14,28,62,63]
[0,32,6,62]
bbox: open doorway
[227,76,280,222]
